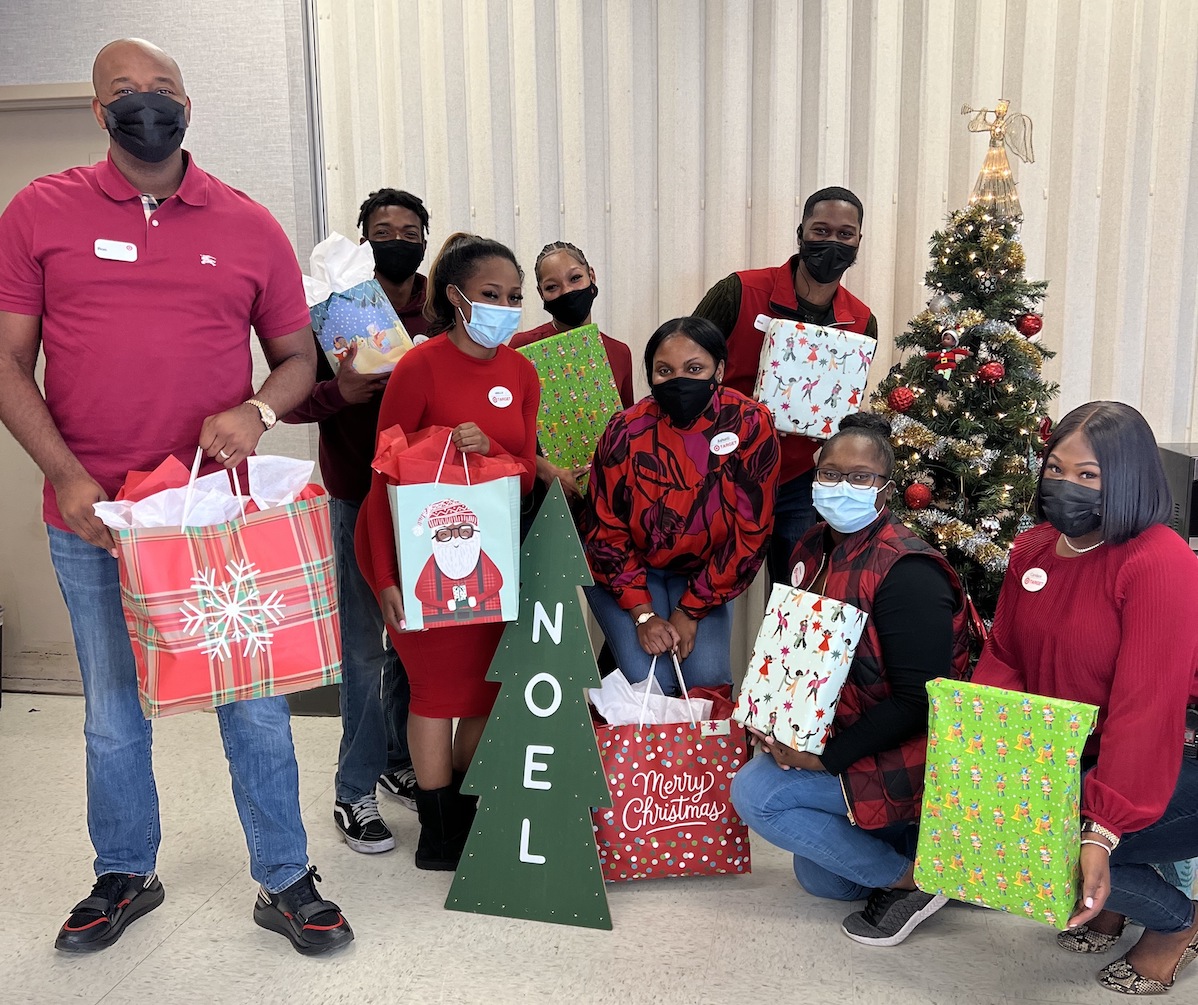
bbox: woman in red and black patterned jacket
[732,413,970,949]
[581,316,781,695]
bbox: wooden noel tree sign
[445,481,613,930]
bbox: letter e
[523,744,555,790]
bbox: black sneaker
[378,767,418,811]
[54,872,164,953]
[253,866,354,956]
[333,795,395,854]
[841,888,948,947]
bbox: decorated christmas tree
[445,481,613,930]
[871,203,1058,620]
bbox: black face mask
[651,376,717,426]
[1039,478,1102,539]
[543,284,598,328]
[370,238,425,285]
[101,92,188,164]
[798,239,858,285]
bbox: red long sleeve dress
[356,335,540,717]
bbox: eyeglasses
[814,468,888,488]
[433,523,476,543]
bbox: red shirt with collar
[0,153,310,530]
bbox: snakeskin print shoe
[1097,929,1198,995]
[1058,917,1129,953]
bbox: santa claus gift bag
[913,679,1099,929]
[752,318,874,437]
[733,583,868,752]
[94,451,342,718]
[376,427,522,632]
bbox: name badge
[791,561,806,588]
[489,386,513,408]
[709,431,740,456]
[754,313,772,332]
[1021,567,1048,593]
[94,239,138,263]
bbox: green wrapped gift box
[517,324,624,490]
[914,679,1099,929]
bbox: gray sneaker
[842,888,948,947]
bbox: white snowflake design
[179,560,285,661]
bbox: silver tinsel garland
[913,509,1010,574]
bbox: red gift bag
[110,453,341,717]
[591,657,752,882]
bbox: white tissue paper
[588,671,713,728]
[93,455,316,530]
[302,231,378,307]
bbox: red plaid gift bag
[103,452,341,717]
[591,656,752,882]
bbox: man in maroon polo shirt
[0,38,353,955]
[284,188,431,853]
[694,186,877,584]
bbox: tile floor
[0,694,1159,1005]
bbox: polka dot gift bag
[590,655,752,882]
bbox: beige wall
[0,4,320,687]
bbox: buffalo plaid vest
[425,562,488,626]
[792,512,969,829]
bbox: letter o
[524,672,562,718]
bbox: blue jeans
[330,498,411,802]
[584,568,734,696]
[731,752,917,901]
[1101,757,1198,934]
[47,526,308,893]
[766,470,816,585]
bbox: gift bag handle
[434,431,472,487]
[637,652,699,728]
[180,447,247,528]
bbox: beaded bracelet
[1080,838,1112,855]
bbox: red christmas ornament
[977,361,1006,385]
[904,484,933,510]
[1016,314,1043,338]
[1038,416,1053,443]
[887,386,915,413]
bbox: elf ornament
[977,361,1006,385]
[1016,313,1043,340]
[904,484,933,510]
[887,387,915,414]
[926,331,972,381]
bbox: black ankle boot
[414,786,469,871]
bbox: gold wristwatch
[1081,820,1120,850]
[245,398,277,430]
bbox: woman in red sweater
[356,233,539,870]
[581,316,781,694]
[511,241,635,500]
[972,401,1198,995]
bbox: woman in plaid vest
[732,413,970,948]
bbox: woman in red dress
[356,233,539,870]
[511,241,635,500]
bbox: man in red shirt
[0,39,352,956]
[284,188,431,852]
[694,187,877,584]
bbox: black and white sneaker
[378,767,418,811]
[841,888,948,947]
[333,795,395,853]
[253,866,354,956]
[54,872,164,953]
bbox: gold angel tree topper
[962,99,1034,220]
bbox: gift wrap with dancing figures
[752,318,874,437]
[914,679,1099,929]
[304,232,413,375]
[516,324,623,491]
[590,671,751,882]
[733,584,868,753]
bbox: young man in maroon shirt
[694,186,877,584]
[284,189,431,853]
[0,39,352,955]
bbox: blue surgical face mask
[812,481,888,534]
[454,286,521,349]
